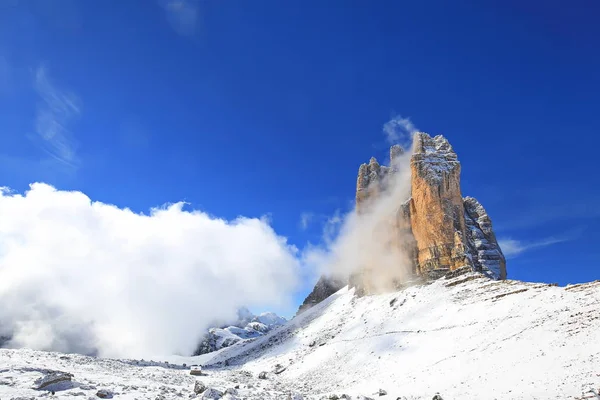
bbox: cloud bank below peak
[0,183,300,358]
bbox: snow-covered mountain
[193,307,287,355]
[2,271,599,399]
[1,134,598,399]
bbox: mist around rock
[311,148,415,291]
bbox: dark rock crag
[297,276,346,314]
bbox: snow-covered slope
[2,273,599,399]
[201,272,600,399]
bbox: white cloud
[382,115,418,145]
[299,212,314,230]
[303,149,415,293]
[499,236,572,258]
[159,0,200,37]
[0,183,300,358]
[32,66,81,168]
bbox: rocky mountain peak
[411,132,460,185]
[355,132,506,289]
[300,132,507,310]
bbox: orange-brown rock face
[301,131,507,308]
[409,133,470,277]
[351,132,506,293]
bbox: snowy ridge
[2,275,599,399]
[201,273,600,399]
[194,309,286,355]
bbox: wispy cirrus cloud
[498,230,581,258]
[159,0,200,37]
[31,66,81,168]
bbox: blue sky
[0,0,599,313]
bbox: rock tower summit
[353,133,506,292]
[299,132,506,311]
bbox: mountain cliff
[303,132,506,307]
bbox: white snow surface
[2,273,600,399]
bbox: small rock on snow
[201,387,224,399]
[96,389,114,398]
[225,388,238,395]
[194,380,207,394]
[32,371,73,390]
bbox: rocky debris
[297,275,346,314]
[201,387,223,399]
[432,394,443,400]
[443,266,472,280]
[32,371,73,390]
[78,384,96,390]
[95,389,114,398]
[273,364,287,374]
[444,274,481,287]
[194,381,207,394]
[286,393,304,400]
[258,371,268,379]
[224,388,238,395]
[378,388,387,396]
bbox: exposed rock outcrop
[409,133,470,277]
[356,145,404,213]
[297,276,346,314]
[463,196,507,279]
[301,131,506,304]
[32,371,73,390]
[352,132,506,292]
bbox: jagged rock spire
[352,132,506,293]
[299,132,507,311]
